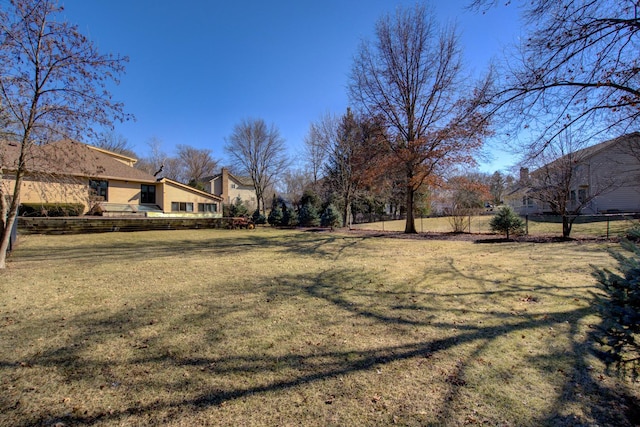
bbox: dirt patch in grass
[1,228,638,426]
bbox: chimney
[221,168,229,204]
[519,167,529,183]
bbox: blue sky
[61,0,522,173]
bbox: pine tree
[321,204,343,230]
[489,206,524,239]
[298,202,320,227]
[268,206,283,226]
[592,225,640,379]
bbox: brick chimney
[221,168,229,204]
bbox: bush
[19,203,84,217]
[321,204,342,229]
[251,209,266,225]
[592,226,640,380]
[489,206,524,239]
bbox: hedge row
[19,203,85,217]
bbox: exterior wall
[227,178,257,209]
[3,173,89,212]
[106,179,147,205]
[158,181,222,217]
[206,169,257,210]
[584,142,640,213]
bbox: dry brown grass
[1,228,638,426]
[352,215,636,238]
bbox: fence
[352,213,640,238]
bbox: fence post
[525,214,529,236]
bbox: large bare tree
[0,0,129,268]
[225,118,288,215]
[176,144,218,188]
[473,0,640,152]
[349,3,491,233]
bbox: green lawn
[1,228,638,426]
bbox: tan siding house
[204,168,256,210]
[506,133,640,214]
[1,139,222,217]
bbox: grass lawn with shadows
[1,227,638,426]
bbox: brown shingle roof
[1,139,157,183]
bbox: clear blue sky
[61,0,522,173]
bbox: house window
[198,203,217,213]
[231,183,237,189]
[570,191,576,203]
[578,188,587,203]
[89,180,108,201]
[171,202,194,212]
[522,197,534,207]
[141,184,156,204]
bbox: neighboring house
[506,133,640,215]
[1,139,222,217]
[204,168,257,210]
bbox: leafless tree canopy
[176,145,218,187]
[93,131,137,158]
[225,118,288,215]
[349,3,491,233]
[0,0,130,268]
[303,112,337,184]
[476,0,640,152]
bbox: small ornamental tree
[321,204,343,230]
[489,206,524,239]
[591,225,640,380]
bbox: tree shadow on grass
[2,233,638,426]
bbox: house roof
[506,132,640,196]
[160,177,223,201]
[2,139,158,183]
[205,170,254,188]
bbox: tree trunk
[404,184,417,234]
[562,215,573,238]
[0,172,23,269]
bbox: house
[204,168,257,210]
[506,133,640,215]
[1,139,223,217]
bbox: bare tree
[349,4,492,233]
[280,167,312,207]
[225,118,288,215]
[525,132,618,238]
[473,0,640,152]
[92,131,137,158]
[176,144,218,189]
[304,112,336,184]
[0,0,129,268]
